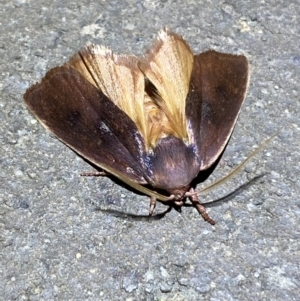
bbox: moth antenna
[191,132,278,197]
[80,171,107,177]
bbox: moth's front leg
[187,188,215,225]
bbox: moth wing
[68,46,148,142]
[139,28,194,141]
[24,66,149,185]
[186,50,249,169]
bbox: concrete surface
[1,0,299,300]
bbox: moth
[24,29,249,225]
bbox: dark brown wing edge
[186,50,249,170]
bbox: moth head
[168,185,191,201]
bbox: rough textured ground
[1,0,299,300]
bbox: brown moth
[24,29,249,225]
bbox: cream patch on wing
[139,28,194,142]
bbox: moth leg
[174,200,184,206]
[149,196,157,216]
[188,188,215,225]
[80,171,107,177]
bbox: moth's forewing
[24,66,148,184]
[68,48,149,142]
[186,50,249,170]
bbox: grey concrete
[1,0,299,300]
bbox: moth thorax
[149,136,200,191]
